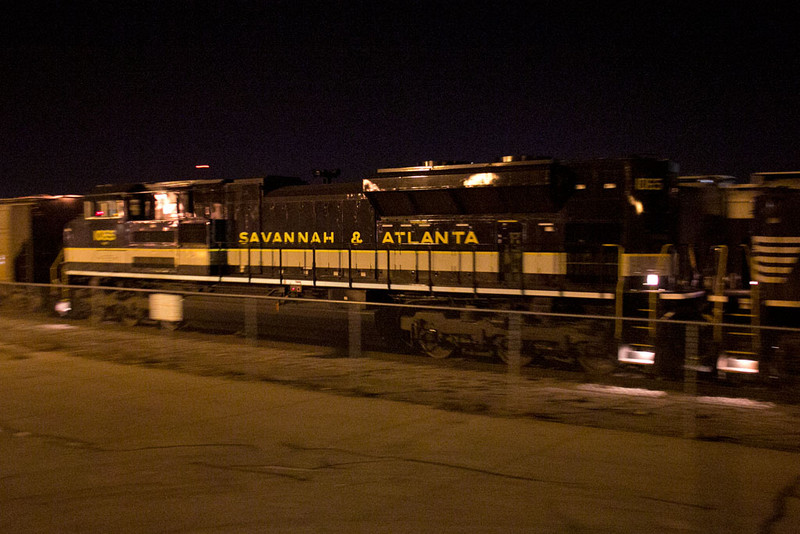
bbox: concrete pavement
[1,349,799,533]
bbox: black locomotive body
[61,155,691,368]
[674,172,800,380]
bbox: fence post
[244,297,258,346]
[683,323,699,438]
[504,312,524,413]
[507,312,522,375]
[348,304,362,358]
[89,278,102,325]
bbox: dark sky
[1,2,798,197]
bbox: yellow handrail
[49,249,68,299]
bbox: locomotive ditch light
[617,345,656,365]
[716,354,759,374]
[54,300,72,316]
[645,274,659,286]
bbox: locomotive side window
[126,196,156,221]
[129,198,142,217]
[85,199,125,219]
[154,192,188,220]
[208,202,224,219]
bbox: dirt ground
[2,311,800,454]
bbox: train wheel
[118,294,147,327]
[411,319,457,358]
[121,307,146,327]
[494,337,533,367]
[576,342,616,375]
[416,328,456,359]
[160,320,182,331]
[418,338,456,359]
[577,354,616,375]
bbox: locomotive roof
[264,180,363,198]
[90,175,306,196]
[0,194,83,205]
[366,158,561,192]
[750,171,800,186]
[362,158,574,216]
[91,178,229,195]
[678,175,739,185]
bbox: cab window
[84,199,125,219]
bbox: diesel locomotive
[1,155,799,382]
[58,156,686,366]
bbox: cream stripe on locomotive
[752,235,800,283]
[752,245,800,255]
[65,247,212,266]
[66,246,669,279]
[226,248,569,276]
[65,246,664,301]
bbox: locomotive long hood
[362,160,575,216]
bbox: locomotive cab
[64,179,230,281]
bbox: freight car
[0,195,83,290]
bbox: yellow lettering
[452,231,465,244]
[311,232,321,244]
[435,231,448,244]
[249,232,260,243]
[283,232,294,243]
[239,232,249,245]
[351,231,363,244]
[92,230,116,242]
[465,231,479,245]
[393,232,404,243]
[324,232,334,243]
[273,233,282,243]
[382,233,394,244]
[298,232,308,243]
[420,232,433,244]
[635,178,663,191]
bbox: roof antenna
[313,169,340,184]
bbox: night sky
[1,2,798,197]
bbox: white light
[54,301,72,315]
[696,396,773,409]
[464,172,499,187]
[39,323,77,330]
[155,193,178,217]
[645,274,659,286]
[717,355,759,374]
[627,195,644,215]
[750,280,759,286]
[578,384,667,397]
[618,345,656,365]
